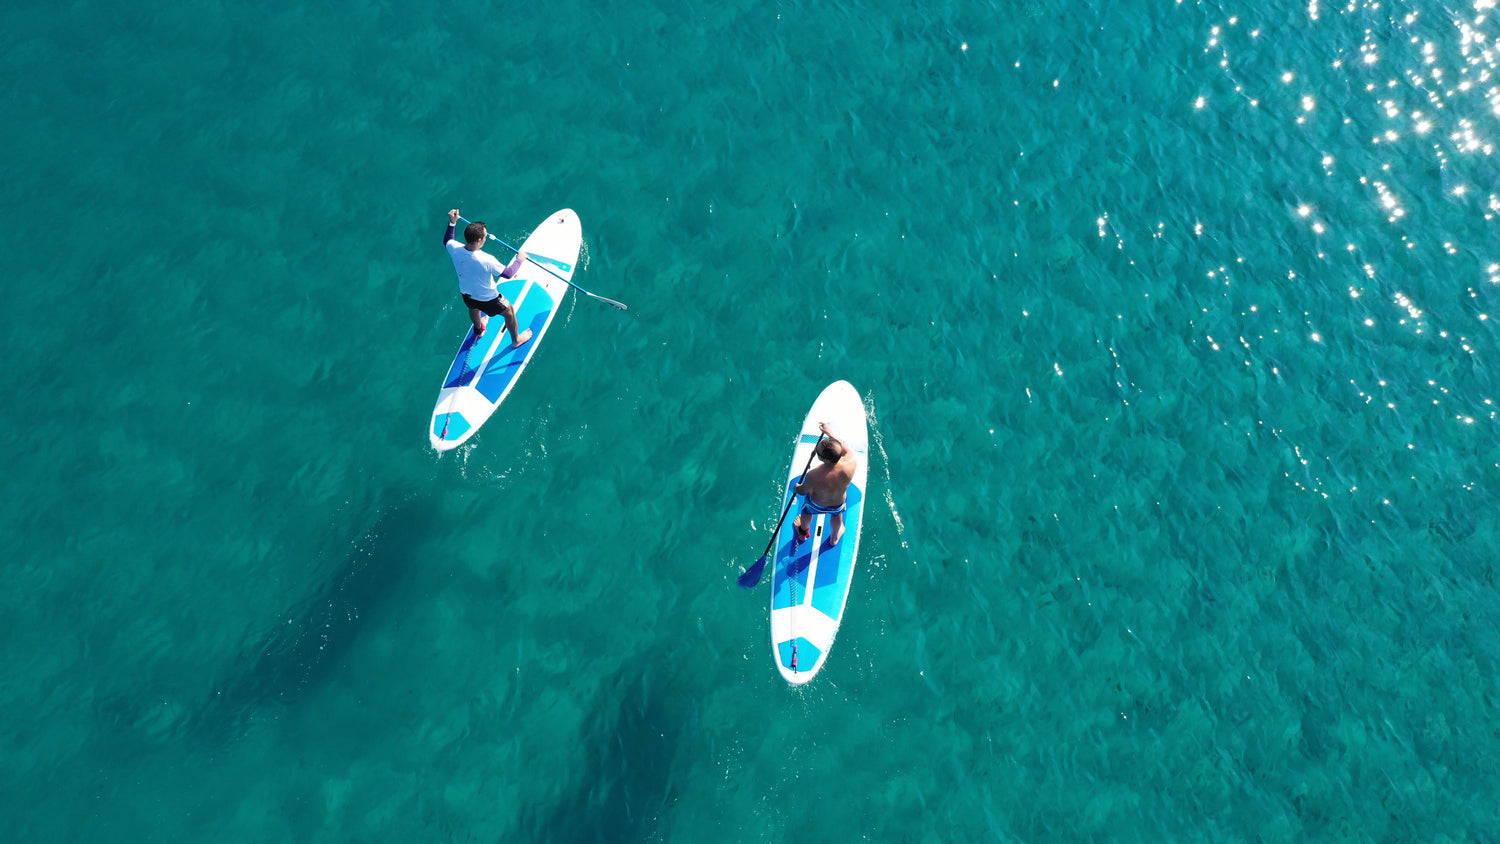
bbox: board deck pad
[430,209,582,452]
[768,380,870,684]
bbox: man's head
[464,221,487,246]
[815,438,845,463]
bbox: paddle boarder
[445,208,533,348]
[793,422,857,546]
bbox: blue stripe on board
[443,326,502,389]
[771,532,814,611]
[777,638,820,672]
[771,481,808,611]
[528,252,573,273]
[811,485,862,619]
[473,280,556,403]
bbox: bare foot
[511,328,533,348]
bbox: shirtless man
[444,208,533,348]
[792,422,858,546]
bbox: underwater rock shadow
[524,666,689,844]
[183,496,436,747]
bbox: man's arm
[445,208,460,245]
[499,251,526,279]
[817,421,845,452]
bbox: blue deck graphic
[432,411,471,440]
[440,278,556,396]
[770,484,863,616]
[778,638,821,671]
[442,331,487,389]
[526,252,573,274]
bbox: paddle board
[769,380,869,684]
[430,209,583,452]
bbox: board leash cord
[789,522,803,674]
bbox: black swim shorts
[462,293,512,316]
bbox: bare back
[802,442,857,508]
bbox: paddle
[737,433,825,588]
[454,215,628,311]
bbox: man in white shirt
[444,208,533,348]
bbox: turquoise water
[5,0,1500,839]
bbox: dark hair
[816,438,844,462]
[464,222,486,245]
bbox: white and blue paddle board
[430,209,583,452]
[770,380,869,685]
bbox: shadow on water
[183,496,435,747]
[528,666,687,844]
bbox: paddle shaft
[758,433,825,558]
[454,215,627,311]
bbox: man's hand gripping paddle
[737,433,824,588]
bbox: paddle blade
[737,555,769,588]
